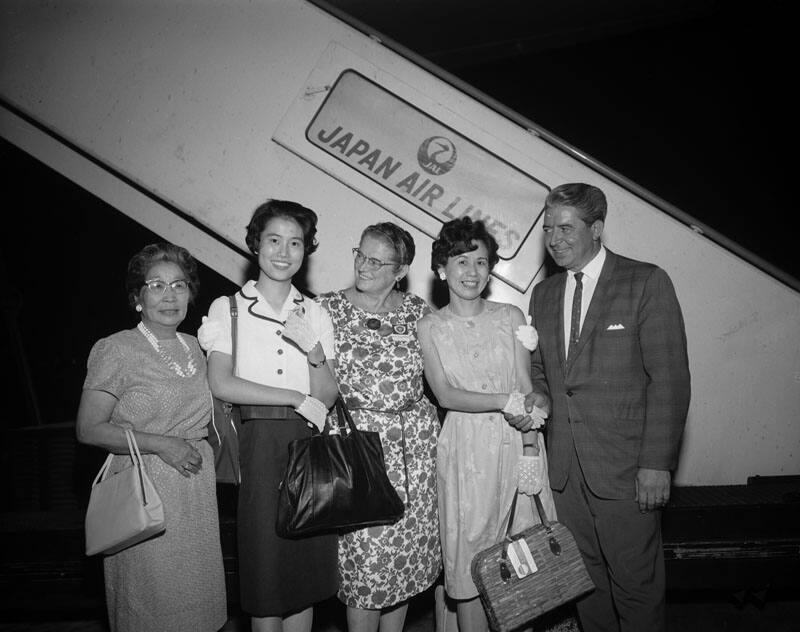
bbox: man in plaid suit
[526,183,690,632]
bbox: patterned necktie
[568,272,584,359]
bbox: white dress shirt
[563,247,606,356]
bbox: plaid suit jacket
[530,249,690,499]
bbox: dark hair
[543,183,607,225]
[431,217,500,272]
[126,242,200,309]
[360,222,416,267]
[245,199,319,256]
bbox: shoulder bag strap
[123,428,151,505]
[228,294,238,373]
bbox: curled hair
[543,183,607,225]
[245,199,319,256]
[431,217,500,273]
[126,242,200,309]
[360,222,416,267]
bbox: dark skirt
[237,414,338,616]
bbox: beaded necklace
[137,322,197,377]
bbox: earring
[395,277,401,290]
[135,304,142,312]
[438,271,447,281]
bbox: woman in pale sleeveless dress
[418,218,556,632]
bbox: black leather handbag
[276,397,405,537]
[207,295,242,485]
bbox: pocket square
[607,323,625,330]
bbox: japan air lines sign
[306,71,548,260]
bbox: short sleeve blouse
[205,280,334,392]
[83,329,211,439]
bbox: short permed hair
[430,217,500,273]
[126,242,200,309]
[543,183,607,225]
[360,222,416,267]
[245,199,319,256]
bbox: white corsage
[515,315,539,351]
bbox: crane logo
[418,136,457,175]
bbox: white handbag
[85,428,166,556]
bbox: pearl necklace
[137,322,197,377]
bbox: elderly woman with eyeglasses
[76,242,227,632]
[316,222,441,632]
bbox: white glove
[502,391,527,417]
[515,314,539,351]
[197,316,224,351]
[528,405,548,430]
[282,310,320,353]
[517,455,544,496]
[295,395,328,432]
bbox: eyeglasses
[352,248,398,271]
[143,278,190,295]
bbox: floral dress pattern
[318,290,442,609]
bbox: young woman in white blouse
[204,199,339,632]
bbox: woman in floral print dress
[318,222,441,632]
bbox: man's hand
[635,468,671,512]
[525,390,550,417]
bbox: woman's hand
[295,395,328,431]
[502,391,527,417]
[517,455,544,496]
[156,436,203,477]
[282,310,320,354]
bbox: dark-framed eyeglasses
[143,278,190,295]
[352,248,398,271]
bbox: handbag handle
[499,481,559,582]
[332,397,360,437]
[92,429,152,505]
[123,429,154,506]
[332,397,410,501]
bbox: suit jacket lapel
[566,250,618,373]
[551,273,568,375]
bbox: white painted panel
[1,0,798,485]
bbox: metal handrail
[308,0,800,293]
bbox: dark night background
[1,1,795,434]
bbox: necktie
[568,271,583,359]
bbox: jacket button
[566,390,573,397]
